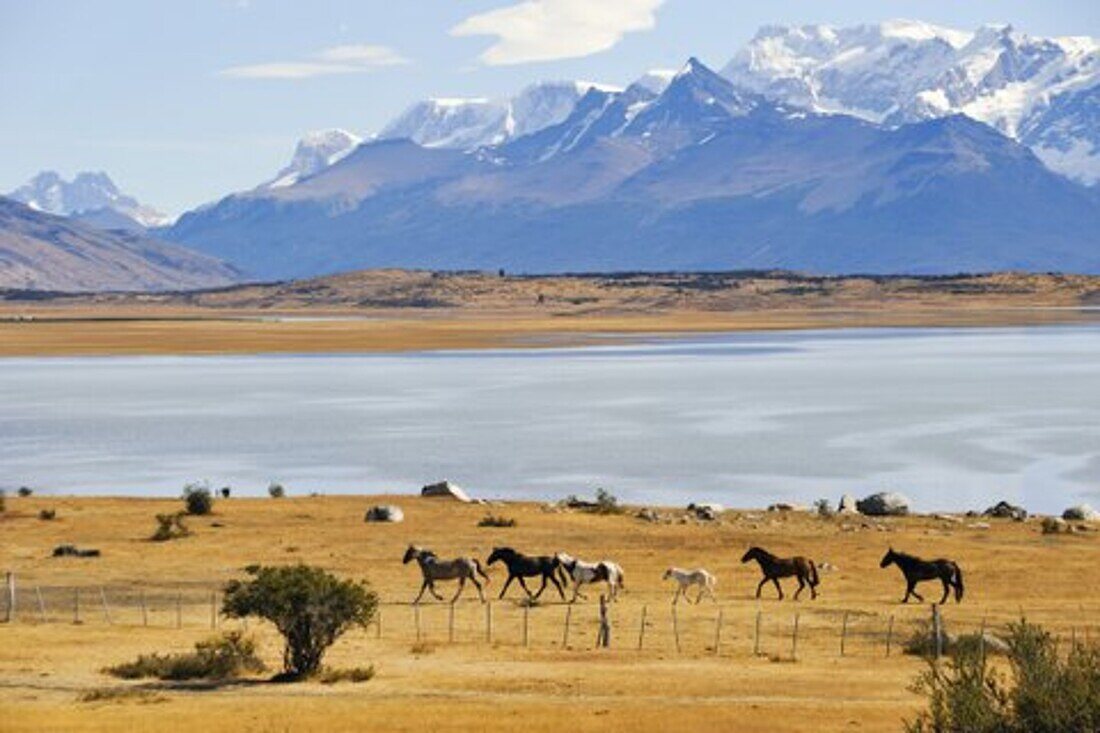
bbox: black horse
[486,547,565,601]
[880,548,964,604]
[741,546,820,600]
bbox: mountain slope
[164,58,1100,279]
[9,171,172,230]
[0,197,239,292]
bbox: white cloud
[220,44,408,80]
[451,0,663,66]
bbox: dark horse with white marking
[487,546,565,601]
[741,546,820,600]
[403,545,490,604]
[880,548,964,604]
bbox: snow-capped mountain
[8,171,172,230]
[722,20,1100,183]
[379,80,621,149]
[265,129,363,189]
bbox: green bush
[907,619,1100,733]
[106,632,264,681]
[222,565,377,679]
[182,482,214,516]
[478,514,517,528]
[267,483,286,499]
[814,498,835,518]
[316,665,375,684]
[38,509,57,521]
[17,486,33,497]
[0,490,5,514]
[151,513,190,542]
[593,488,624,515]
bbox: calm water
[1,326,1097,513]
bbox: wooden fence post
[713,608,723,655]
[35,586,46,623]
[562,604,572,648]
[637,605,647,651]
[841,611,850,656]
[99,587,112,624]
[932,605,943,661]
[886,615,895,657]
[791,613,800,661]
[4,572,14,623]
[448,602,455,644]
[414,603,422,642]
[140,590,148,627]
[376,606,382,640]
[672,604,682,653]
[210,591,217,630]
[73,588,81,624]
[176,589,182,629]
[485,602,493,644]
[754,610,762,656]
[597,595,610,649]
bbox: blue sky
[1,0,1097,214]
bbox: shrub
[182,482,214,516]
[478,514,517,528]
[0,490,5,514]
[593,488,624,515]
[317,666,375,684]
[17,487,32,497]
[906,619,1100,733]
[78,687,166,704]
[38,509,57,521]
[220,487,231,499]
[268,483,286,499]
[151,512,190,542]
[222,565,377,679]
[814,498,835,518]
[106,632,265,681]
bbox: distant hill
[0,197,239,292]
[167,56,1100,280]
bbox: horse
[740,546,820,601]
[662,567,717,604]
[487,547,565,601]
[880,548,964,604]
[402,545,490,604]
[555,552,625,603]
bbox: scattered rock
[421,480,472,503]
[1062,504,1100,521]
[636,508,662,523]
[767,502,807,513]
[52,544,100,558]
[687,503,722,521]
[817,561,839,573]
[838,494,858,514]
[932,513,963,524]
[856,492,911,517]
[365,505,404,523]
[983,500,1027,521]
[967,522,991,530]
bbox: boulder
[983,500,1027,521]
[52,544,100,558]
[688,502,723,520]
[856,492,911,516]
[1062,504,1100,521]
[365,505,404,523]
[636,507,662,523]
[838,494,858,514]
[767,502,807,513]
[421,480,472,503]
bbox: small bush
[0,490,6,513]
[268,483,286,499]
[593,488,624,515]
[17,486,33,497]
[78,687,166,704]
[478,514,516,528]
[182,482,214,516]
[316,666,375,684]
[106,631,264,681]
[814,498,835,518]
[151,512,190,542]
[907,619,1100,733]
[409,642,435,655]
[223,565,377,679]
[38,509,57,521]
[220,487,231,499]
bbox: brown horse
[880,548,964,604]
[741,546,820,600]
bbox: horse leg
[939,578,950,605]
[428,580,445,601]
[548,572,566,600]
[755,578,767,599]
[672,586,683,605]
[452,577,467,603]
[469,574,486,603]
[414,579,431,605]
[772,578,784,601]
[499,574,515,600]
[522,575,539,599]
[794,576,805,601]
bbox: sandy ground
[1,495,1096,732]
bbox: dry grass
[1,496,1097,732]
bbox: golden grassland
[1,269,1098,356]
[1,495,1097,732]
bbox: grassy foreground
[1,495,1097,732]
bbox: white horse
[556,552,625,603]
[662,567,717,604]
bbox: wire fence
[3,572,1096,661]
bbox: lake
[1,325,1097,513]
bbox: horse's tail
[952,563,964,602]
[472,558,491,584]
[807,560,820,587]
